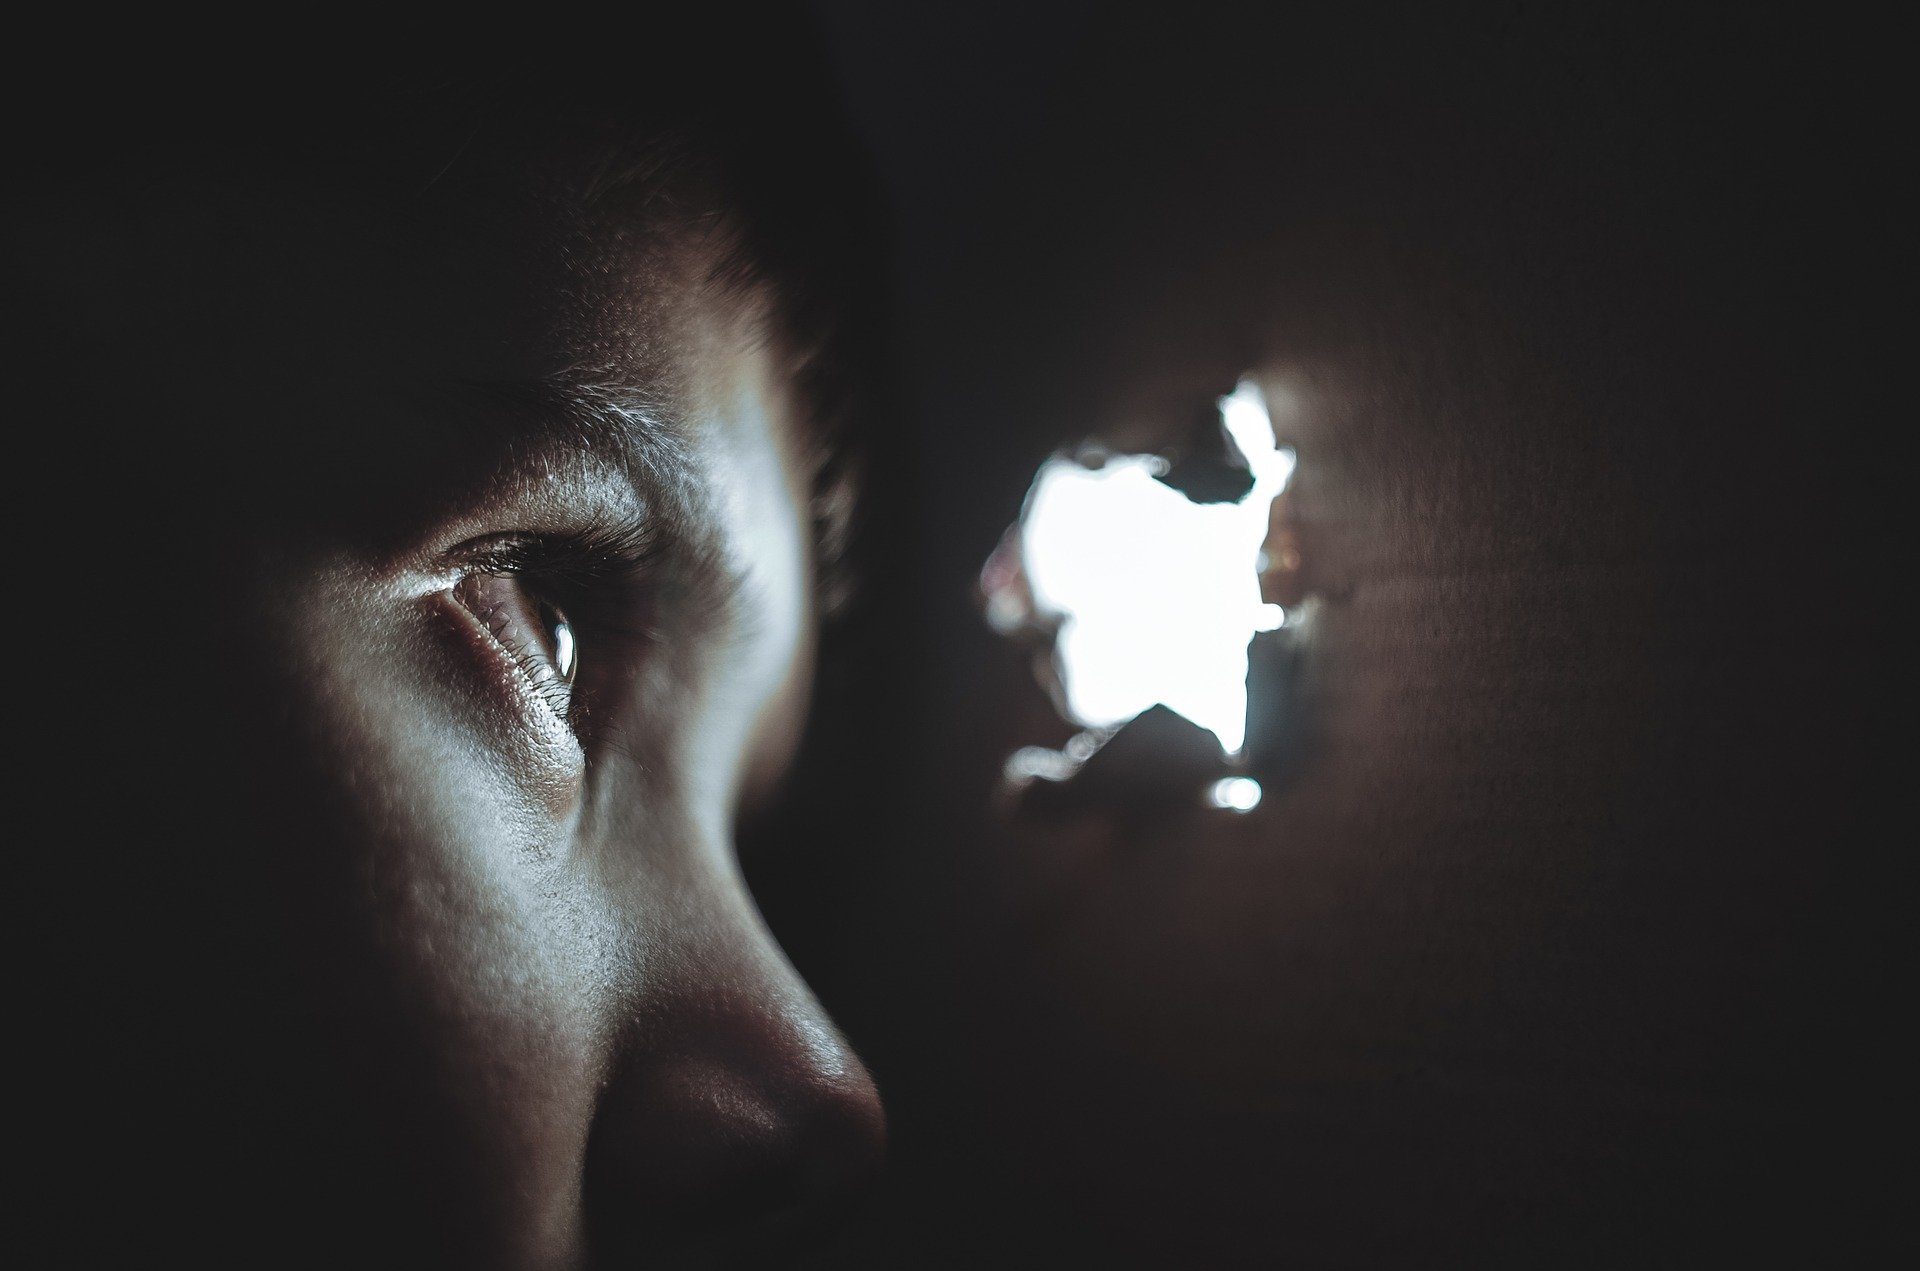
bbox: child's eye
[441,519,665,730]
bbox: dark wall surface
[751,6,1888,1265]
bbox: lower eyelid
[418,591,587,815]
[448,575,578,728]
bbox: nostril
[794,1066,889,1206]
[658,1069,885,1263]
[582,1028,886,1264]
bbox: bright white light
[1206,776,1263,812]
[1003,746,1079,784]
[1063,731,1103,762]
[1019,381,1294,754]
[983,588,1027,634]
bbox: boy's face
[139,149,883,1263]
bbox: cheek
[271,573,631,1256]
[288,569,618,954]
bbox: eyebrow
[447,372,694,490]
[411,370,712,545]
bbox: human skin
[19,117,884,1265]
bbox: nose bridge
[584,869,885,1260]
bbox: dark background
[746,6,1890,1266]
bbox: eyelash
[459,520,666,591]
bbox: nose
[582,897,886,1266]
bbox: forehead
[241,132,766,391]
[88,133,791,523]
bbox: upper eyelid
[372,379,749,632]
[445,520,664,579]
[363,374,681,572]
[377,449,649,596]
[444,518,746,647]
